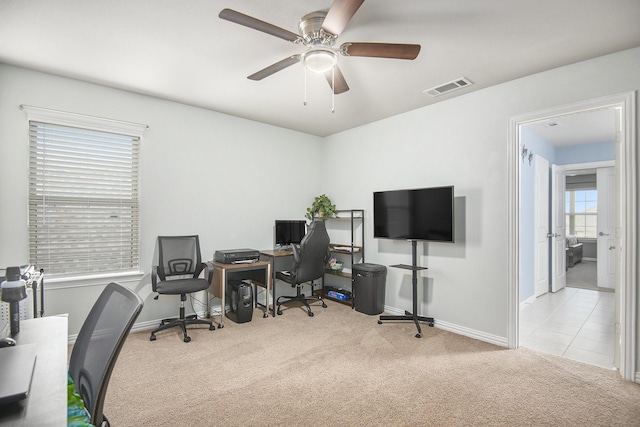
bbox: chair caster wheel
[263,313,268,318]
[415,333,421,338]
[218,324,224,329]
[150,334,156,341]
[209,324,215,331]
[321,302,327,308]
[308,311,314,317]
[184,336,191,343]
[377,320,382,324]
[428,323,434,327]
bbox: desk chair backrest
[156,235,204,283]
[291,220,330,284]
[69,282,144,427]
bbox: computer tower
[225,280,253,323]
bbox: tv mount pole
[378,240,434,338]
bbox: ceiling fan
[219,0,421,95]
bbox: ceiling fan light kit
[302,49,337,73]
[219,0,420,107]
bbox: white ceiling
[1,0,639,137]
[526,108,617,147]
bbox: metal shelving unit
[320,209,364,305]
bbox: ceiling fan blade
[248,55,301,80]
[219,9,302,43]
[341,42,421,60]
[321,0,365,36]
[324,65,350,94]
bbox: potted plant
[305,194,336,220]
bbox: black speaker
[226,280,253,323]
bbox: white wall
[1,46,638,364]
[322,47,640,348]
[0,64,323,335]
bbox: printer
[214,248,260,264]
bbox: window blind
[28,121,140,276]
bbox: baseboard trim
[382,305,508,348]
[436,319,508,348]
[520,294,536,310]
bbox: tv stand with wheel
[378,240,434,338]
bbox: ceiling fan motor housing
[299,11,336,46]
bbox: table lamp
[1,266,27,335]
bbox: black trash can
[352,263,386,315]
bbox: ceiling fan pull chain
[304,67,308,106]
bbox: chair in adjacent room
[275,220,330,317]
[150,235,215,342]
[68,282,144,427]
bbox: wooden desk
[259,250,295,315]
[208,261,272,325]
[0,316,68,426]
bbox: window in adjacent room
[26,109,145,277]
[565,189,597,239]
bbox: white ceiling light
[302,49,337,73]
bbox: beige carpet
[104,300,640,426]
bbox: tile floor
[520,282,615,369]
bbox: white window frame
[565,188,598,239]
[23,106,146,287]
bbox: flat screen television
[274,220,306,247]
[373,186,454,242]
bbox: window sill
[45,271,145,290]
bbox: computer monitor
[274,220,306,248]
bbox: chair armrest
[151,266,159,292]
[203,261,214,283]
[276,270,296,285]
[291,243,302,264]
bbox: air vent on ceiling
[423,77,473,97]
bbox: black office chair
[150,235,215,342]
[275,220,330,317]
[68,282,144,427]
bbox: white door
[551,164,566,292]
[597,167,616,289]
[534,155,550,297]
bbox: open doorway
[507,92,637,381]
[521,153,616,368]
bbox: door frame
[507,92,636,381]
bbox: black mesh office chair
[150,235,215,342]
[275,220,330,317]
[68,282,144,427]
